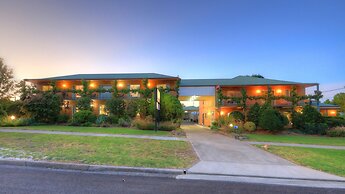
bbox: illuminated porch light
[89,83,95,88]
[220,111,224,116]
[229,123,233,127]
[118,83,124,88]
[330,111,336,115]
[10,115,16,120]
[276,89,282,94]
[256,89,261,94]
[62,84,67,88]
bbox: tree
[247,103,261,126]
[158,92,183,121]
[17,80,37,101]
[0,58,15,99]
[332,93,345,112]
[76,80,93,111]
[251,74,264,78]
[324,99,332,104]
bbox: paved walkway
[180,124,345,181]
[247,141,345,150]
[0,129,187,141]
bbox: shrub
[0,117,34,127]
[211,121,220,130]
[327,127,345,137]
[57,114,69,123]
[302,105,324,123]
[23,92,62,123]
[244,121,256,132]
[259,108,286,131]
[158,122,178,131]
[107,115,119,124]
[324,116,345,128]
[229,111,244,122]
[247,103,261,126]
[105,97,126,118]
[96,114,108,125]
[134,119,155,130]
[72,110,96,125]
[292,111,304,129]
[76,96,93,111]
[118,117,131,127]
[303,122,328,135]
[126,99,139,118]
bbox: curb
[0,159,184,176]
[185,171,345,183]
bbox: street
[0,165,343,194]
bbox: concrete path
[0,129,186,141]
[180,124,345,182]
[247,141,345,150]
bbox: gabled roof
[180,76,317,87]
[25,73,178,81]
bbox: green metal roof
[310,101,340,108]
[26,73,178,81]
[180,76,317,87]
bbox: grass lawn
[262,146,345,177]
[5,125,171,136]
[0,132,197,168]
[246,134,345,146]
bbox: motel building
[26,73,340,127]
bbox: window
[130,85,140,97]
[42,85,52,91]
[99,105,108,115]
[225,91,241,97]
[157,84,168,89]
[285,90,290,97]
[74,85,83,98]
[99,85,112,99]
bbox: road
[0,165,344,194]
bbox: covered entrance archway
[179,86,216,127]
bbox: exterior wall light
[118,83,124,88]
[256,89,261,94]
[220,111,224,116]
[62,84,67,88]
[229,123,234,127]
[276,89,282,94]
[10,115,16,120]
[90,83,95,88]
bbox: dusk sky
[0,0,344,99]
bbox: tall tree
[0,58,15,99]
[332,93,345,112]
[251,74,265,78]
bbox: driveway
[182,124,345,181]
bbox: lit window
[130,85,140,97]
[157,84,168,89]
[74,85,83,98]
[42,85,52,91]
[99,105,108,115]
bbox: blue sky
[0,0,344,99]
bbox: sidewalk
[0,129,187,141]
[246,141,345,150]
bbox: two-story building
[25,73,340,126]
